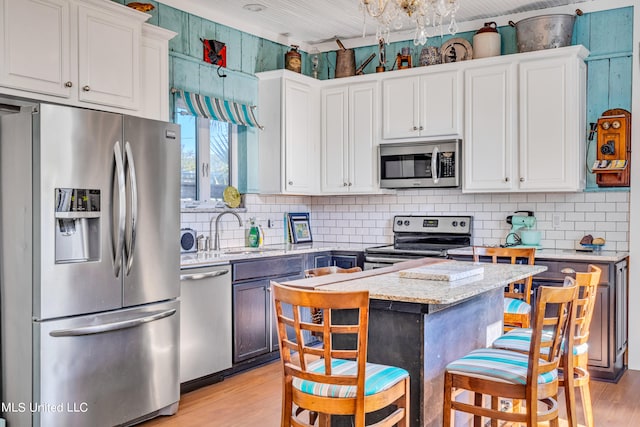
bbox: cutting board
[399,264,484,281]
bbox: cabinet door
[518,57,584,191]
[321,86,349,193]
[587,284,609,368]
[284,79,318,193]
[349,82,378,192]
[233,279,270,363]
[615,260,628,355]
[0,0,71,97]
[419,71,461,137]
[140,25,172,120]
[382,76,419,139]
[77,3,140,110]
[463,64,516,192]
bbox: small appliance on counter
[504,211,541,247]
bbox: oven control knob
[397,220,403,226]
[451,221,458,227]
[404,220,410,226]
[460,221,466,227]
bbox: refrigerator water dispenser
[55,188,100,263]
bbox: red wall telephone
[593,108,631,187]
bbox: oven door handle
[364,256,408,264]
[431,145,440,184]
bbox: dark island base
[332,287,503,427]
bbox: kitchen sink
[222,248,280,255]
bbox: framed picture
[288,212,312,244]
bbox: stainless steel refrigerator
[0,98,181,426]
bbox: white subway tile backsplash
[180,190,629,251]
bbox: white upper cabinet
[0,0,154,114]
[321,81,378,193]
[382,69,461,140]
[463,46,587,193]
[77,2,141,110]
[140,24,175,121]
[0,0,71,98]
[518,55,586,191]
[463,63,517,192]
[256,70,320,195]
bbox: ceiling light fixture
[243,4,266,12]
[359,0,460,45]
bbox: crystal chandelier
[360,0,460,45]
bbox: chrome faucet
[210,211,243,251]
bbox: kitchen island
[282,258,547,427]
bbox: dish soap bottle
[246,218,260,248]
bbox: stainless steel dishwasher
[180,264,232,383]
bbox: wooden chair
[304,266,362,333]
[493,265,602,427]
[473,246,536,331]
[304,266,362,277]
[272,282,410,427]
[443,281,578,427]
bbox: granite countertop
[284,259,547,305]
[447,247,629,263]
[180,242,370,269]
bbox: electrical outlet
[552,214,561,228]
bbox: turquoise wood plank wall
[114,1,632,193]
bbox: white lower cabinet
[257,70,320,194]
[463,46,587,193]
[321,81,378,193]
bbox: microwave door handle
[124,142,138,276]
[112,141,126,278]
[431,146,440,184]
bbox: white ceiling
[157,0,596,51]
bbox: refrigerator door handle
[124,141,138,275]
[49,308,176,337]
[112,141,126,277]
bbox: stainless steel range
[364,215,473,270]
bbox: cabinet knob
[343,182,348,187]
[64,81,73,88]
[288,181,293,185]
[412,126,418,131]
[82,85,91,92]
[348,182,352,186]
[504,177,510,182]
[419,126,424,131]
[519,177,525,182]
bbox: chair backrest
[528,281,578,384]
[473,246,536,303]
[304,266,362,278]
[573,265,602,347]
[271,282,370,400]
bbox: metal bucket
[335,49,355,78]
[510,12,579,53]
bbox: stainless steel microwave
[379,140,461,188]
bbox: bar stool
[304,265,362,277]
[443,281,578,426]
[272,282,410,427]
[492,265,602,427]
[473,246,536,331]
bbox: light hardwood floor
[143,362,640,426]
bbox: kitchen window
[176,101,237,203]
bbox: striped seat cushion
[493,328,588,356]
[292,358,409,398]
[446,348,558,385]
[504,297,531,315]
